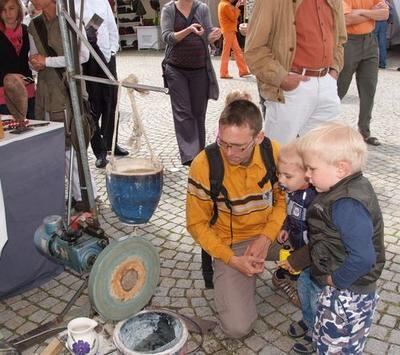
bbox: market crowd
[0,0,391,353]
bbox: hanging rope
[110,74,159,169]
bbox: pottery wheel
[88,236,160,321]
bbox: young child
[275,141,319,354]
[297,122,385,354]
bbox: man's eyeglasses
[216,137,255,153]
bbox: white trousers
[264,74,341,144]
[65,148,97,201]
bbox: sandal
[364,136,381,146]
[292,335,316,354]
[288,320,308,338]
[272,271,301,308]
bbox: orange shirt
[292,0,334,70]
[343,0,381,34]
[218,0,240,34]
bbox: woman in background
[0,0,35,119]
[161,0,221,166]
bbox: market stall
[0,121,65,298]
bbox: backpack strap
[204,143,232,226]
[257,137,278,189]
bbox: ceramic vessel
[106,157,163,224]
[67,317,99,355]
[113,309,188,354]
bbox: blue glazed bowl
[106,158,163,224]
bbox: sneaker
[272,270,301,307]
[292,335,316,354]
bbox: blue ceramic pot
[106,158,163,224]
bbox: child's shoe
[272,269,301,307]
[287,319,308,338]
[292,334,316,354]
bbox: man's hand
[244,236,272,271]
[229,255,265,277]
[280,73,309,91]
[208,27,221,43]
[235,0,245,8]
[373,1,389,10]
[190,23,205,36]
[329,69,338,80]
[277,230,289,244]
[30,54,46,71]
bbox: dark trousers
[165,64,209,164]
[83,55,118,158]
[337,33,378,138]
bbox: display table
[0,121,65,299]
[135,26,165,50]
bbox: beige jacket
[245,0,347,103]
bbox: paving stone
[176,279,193,289]
[202,338,223,354]
[389,329,400,345]
[388,344,400,355]
[9,300,30,311]
[369,324,390,339]
[15,321,38,335]
[171,269,190,279]
[28,309,49,324]
[5,316,25,330]
[244,334,267,352]
[365,338,390,354]
[259,345,287,355]
[169,288,185,297]
[191,297,208,307]
[170,297,189,308]
[17,304,39,318]
[0,310,17,323]
[4,295,22,306]
[264,311,287,328]
[28,291,49,303]
[379,314,398,328]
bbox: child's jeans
[297,267,322,330]
[313,286,379,355]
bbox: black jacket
[0,24,32,86]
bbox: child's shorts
[313,286,379,355]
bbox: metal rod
[67,148,74,225]
[61,8,169,95]
[57,0,97,216]
[74,74,169,93]
[61,8,115,81]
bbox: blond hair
[278,141,304,170]
[297,122,367,172]
[225,89,252,106]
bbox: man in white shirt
[75,0,128,168]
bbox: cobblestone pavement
[1,50,400,354]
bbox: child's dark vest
[307,172,385,293]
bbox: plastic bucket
[106,158,163,224]
[113,310,188,355]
